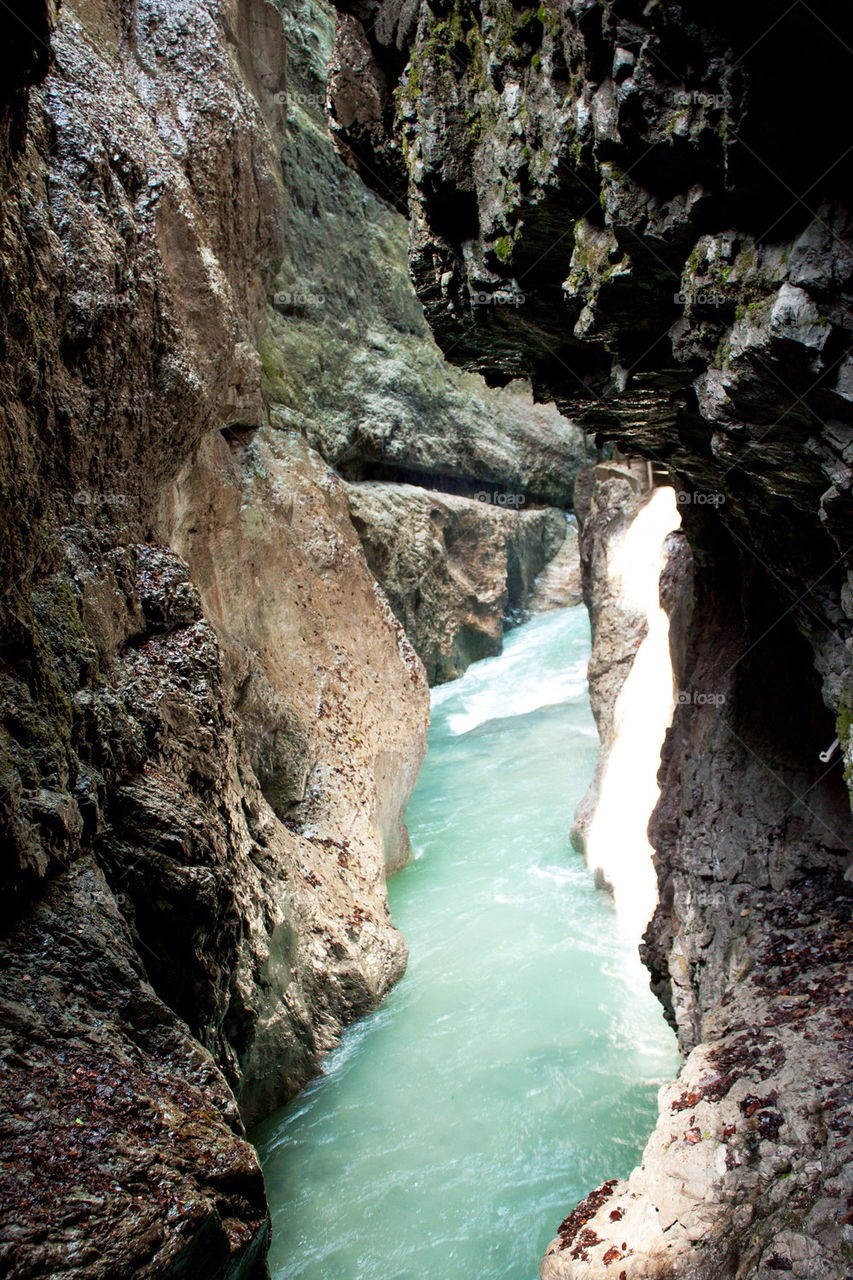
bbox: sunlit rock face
[329,1,853,1275]
[584,482,681,934]
[161,426,430,1126]
[571,467,692,925]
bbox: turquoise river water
[253,605,678,1280]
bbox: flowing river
[253,605,678,1280]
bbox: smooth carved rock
[158,428,430,1125]
[527,521,583,616]
[347,480,575,684]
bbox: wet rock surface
[262,0,586,508]
[542,874,853,1280]
[0,0,430,1274]
[0,859,270,1280]
[527,519,582,617]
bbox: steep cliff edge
[329,2,853,1275]
[160,428,428,1126]
[257,0,587,681]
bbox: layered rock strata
[329,2,853,1275]
[347,480,574,683]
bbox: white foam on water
[433,610,590,736]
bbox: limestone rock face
[329,1,853,1275]
[527,520,583,617]
[569,465,652,854]
[260,0,586,507]
[541,876,853,1280]
[0,0,424,1274]
[571,465,689,929]
[156,429,429,1127]
[0,858,270,1280]
[347,481,572,683]
[164,432,428,878]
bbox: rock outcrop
[570,463,654,855]
[329,2,853,1275]
[261,0,586,507]
[570,464,688,930]
[160,428,428,1126]
[527,517,582,616]
[0,856,271,1280]
[347,481,572,683]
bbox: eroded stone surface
[347,480,571,683]
[0,0,424,1272]
[542,876,853,1280]
[0,859,270,1280]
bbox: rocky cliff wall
[570,465,691,937]
[0,3,291,1272]
[259,0,587,506]
[570,463,651,855]
[252,0,586,691]
[329,2,853,1276]
[257,0,587,681]
[347,481,575,683]
[0,2,424,1276]
[159,427,429,1127]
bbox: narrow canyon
[0,3,850,1280]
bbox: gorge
[0,2,851,1280]
[254,606,678,1280]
